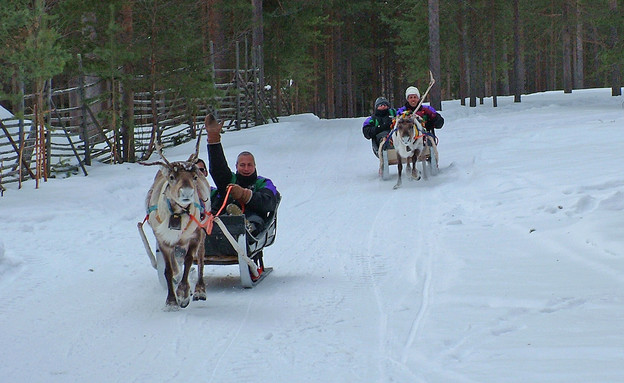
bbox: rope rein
[144,183,247,237]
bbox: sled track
[207,296,254,383]
[401,190,436,366]
[360,190,437,380]
[363,198,392,380]
[400,252,432,364]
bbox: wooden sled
[204,195,281,288]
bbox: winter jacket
[396,103,444,132]
[207,142,278,221]
[362,108,397,140]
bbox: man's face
[407,94,420,107]
[236,154,256,176]
[196,162,208,176]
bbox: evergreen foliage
[0,0,69,105]
[1,0,622,120]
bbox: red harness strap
[189,212,215,235]
[215,184,246,216]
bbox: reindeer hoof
[164,300,180,312]
[178,296,190,308]
[393,183,401,189]
[193,287,206,301]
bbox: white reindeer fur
[146,164,210,242]
[392,114,424,157]
[391,114,425,188]
[145,162,211,300]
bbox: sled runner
[378,134,439,181]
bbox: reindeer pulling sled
[136,127,280,309]
[379,71,440,186]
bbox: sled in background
[378,135,439,181]
[378,70,439,182]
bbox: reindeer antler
[138,160,167,167]
[187,125,203,164]
[155,142,171,166]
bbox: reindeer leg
[412,153,420,180]
[394,158,403,189]
[176,247,193,308]
[162,248,179,310]
[193,235,206,301]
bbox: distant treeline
[1,0,622,121]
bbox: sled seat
[204,195,281,266]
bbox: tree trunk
[313,42,320,115]
[501,40,510,95]
[121,0,135,163]
[334,27,344,118]
[513,0,524,102]
[252,0,264,89]
[574,0,584,89]
[325,31,335,119]
[562,0,573,93]
[609,0,621,96]
[346,48,355,117]
[428,0,442,110]
[207,0,226,83]
[468,0,477,107]
[490,0,497,107]
[549,3,557,90]
[458,1,468,106]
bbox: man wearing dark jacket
[362,97,396,157]
[204,115,278,235]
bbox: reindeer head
[160,161,202,208]
[395,114,417,145]
[140,135,210,209]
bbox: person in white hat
[397,86,444,136]
[362,96,397,157]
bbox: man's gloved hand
[228,184,252,204]
[205,114,224,144]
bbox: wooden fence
[0,49,288,194]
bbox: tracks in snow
[359,186,437,380]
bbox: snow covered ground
[1,89,623,383]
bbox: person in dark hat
[362,96,397,157]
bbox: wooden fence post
[45,79,52,178]
[78,54,91,166]
[235,41,241,130]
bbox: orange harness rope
[189,212,214,235]
[215,184,246,216]
[215,185,233,216]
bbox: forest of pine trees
[1,0,622,120]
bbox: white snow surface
[1,89,623,383]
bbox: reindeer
[391,113,425,189]
[141,135,212,310]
